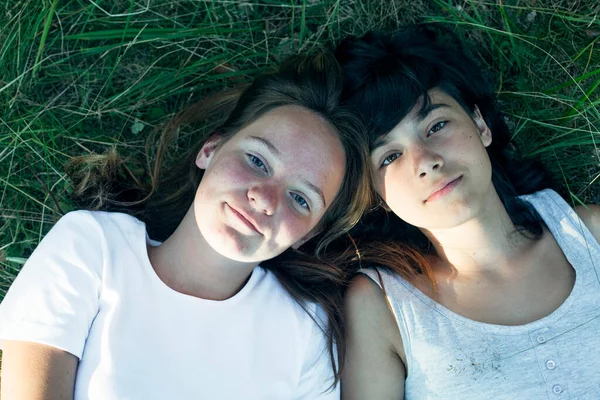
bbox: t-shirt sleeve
[0,210,104,359]
[293,304,341,400]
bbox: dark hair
[66,52,373,385]
[334,25,551,278]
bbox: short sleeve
[293,304,340,400]
[0,210,105,359]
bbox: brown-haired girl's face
[194,105,346,262]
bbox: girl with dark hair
[0,53,372,399]
[336,26,600,399]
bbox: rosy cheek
[277,207,312,244]
[213,157,255,185]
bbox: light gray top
[363,189,600,399]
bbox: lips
[225,203,262,235]
[425,176,463,203]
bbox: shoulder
[72,210,145,232]
[575,204,600,242]
[344,274,390,336]
[252,268,321,327]
[345,273,385,306]
[252,267,295,303]
[341,274,406,398]
[25,210,125,271]
[26,210,146,273]
[55,210,142,233]
[55,209,98,228]
[345,274,402,350]
[345,274,390,326]
[345,268,416,310]
[254,269,329,353]
[35,210,104,250]
[255,272,335,390]
[58,210,146,243]
[520,190,600,243]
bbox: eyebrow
[247,136,281,158]
[246,136,326,208]
[302,180,327,208]
[416,103,450,123]
[371,103,451,151]
[371,135,391,151]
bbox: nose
[412,144,443,179]
[247,183,278,216]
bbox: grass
[0,0,599,300]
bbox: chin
[399,204,473,231]
[203,230,257,262]
[215,245,264,263]
[424,211,477,230]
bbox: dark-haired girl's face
[370,89,494,230]
[194,105,345,263]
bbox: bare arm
[1,341,78,400]
[575,204,600,243]
[341,275,406,400]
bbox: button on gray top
[537,335,547,344]
[546,360,556,370]
[552,385,562,394]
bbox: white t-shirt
[0,211,339,399]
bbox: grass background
[0,0,598,331]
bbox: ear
[195,135,222,170]
[473,106,492,148]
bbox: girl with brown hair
[0,53,371,399]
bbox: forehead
[235,105,341,155]
[232,105,346,196]
[372,88,464,149]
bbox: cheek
[379,165,411,204]
[200,157,253,192]
[457,133,492,180]
[378,165,432,225]
[274,208,315,245]
[456,130,488,162]
[472,154,493,189]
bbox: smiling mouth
[425,176,463,203]
[225,203,262,235]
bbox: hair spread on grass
[66,52,373,385]
[333,24,552,291]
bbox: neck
[148,206,258,301]
[423,190,531,278]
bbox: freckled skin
[194,105,346,263]
[372,89,494,230]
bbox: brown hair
[340,227,437,291]
[66,52,372,385]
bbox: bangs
[337,28,486,151]
[344,65,437,151]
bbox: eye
[247,154,268,173]
[380,152,402,168]
[291,193,310,211]
[427,121,447,137]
